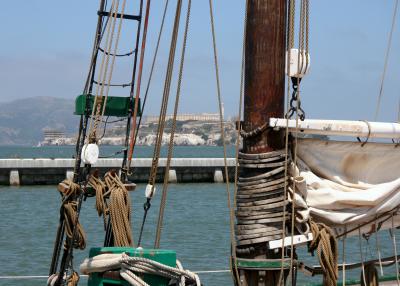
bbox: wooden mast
[237,0,287,285]
[243,0,286,153]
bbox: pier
[0,158,236,185]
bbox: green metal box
[75,94,141,117]
[87,247,176,286]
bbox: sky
[0,0,399,122]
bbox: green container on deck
[75,94,141,117]
[87,247,176,286]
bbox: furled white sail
[294,138,400,231]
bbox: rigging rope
[208,0,239,283]
[137,0,183,247]
[127,0,170,175]
[374,0,399,121]
[80,253,201,286]
[308,221,338,286]
[278,0,297,284]
[361,263,379,286]
[105,172,134,246]
[154,0,191,249]
[127,0,152,172]
[288,1,310,285]
[232,0,248,282]
[58,180,86,250]
[88,0,120,140]
[89,0,127,142]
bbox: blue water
[0,184,399,286]
[0,145,236,159]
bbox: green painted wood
[87,247,176,286]
[75,94,141,117]
[236,258,291,270]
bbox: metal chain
[285,77,306,120]
[289,1,309,284]
[154,0,191,249]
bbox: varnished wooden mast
[243,0,286,154]
[238,0,287,285]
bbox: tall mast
[244,0,286,153]
[237,0,288,285]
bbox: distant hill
[0,97,78,145]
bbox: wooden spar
[270,118,400,139]
[243,0,287,154]
[237,0,288,285]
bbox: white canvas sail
[294,138,400,231]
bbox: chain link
[285,77,306,120]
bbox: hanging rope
[342,236,346,286]
[208,0,239,283]
[88,175,108,229]
[88,0,120,140]
[104,171,134,246]
[308,221,338,286]
[127,0,153,172]
[137,0,183,247]
[58,180,86,250]
[374,0,399,121]
[361,263,379,286]
[88,0,128,143]
[127,0,170,176]
[289,2,310,285]
[390,214,400,285]
[232,0,248,282]
[278,0,297,284]
[154,0,191,249]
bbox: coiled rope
[308,221,338,286]
[80,253,201,286]
[58,180,86,250]
[105,172,134,246]
[236,150,290,247]
[88,175,108,228]
[47,271,79,286]
[87,172,134,246]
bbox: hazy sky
[0,0,399,122]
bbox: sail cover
[295,138,400,227]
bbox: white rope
[80,253,201,286]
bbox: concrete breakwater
[0,158,236,185]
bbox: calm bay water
[0,146,399,285]
[0,184,399,286]
[0,145,236,159]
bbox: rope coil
[236,150,290,247]
[80,253,201,286]
[308,221,338,286]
